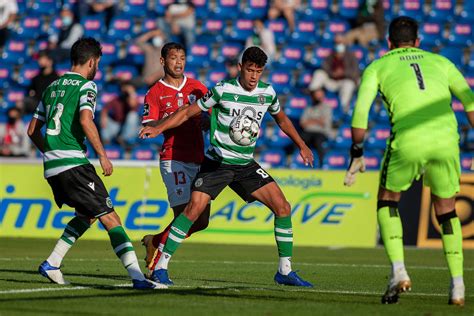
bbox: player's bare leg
[432,195,465,306]
[150,191,211,285]
[251,182,313,287]
[377,187,412,304]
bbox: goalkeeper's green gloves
[344,143,366,186]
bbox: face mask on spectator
[335,44,346,53]
[62,16,73,27]
[152,36,164,47]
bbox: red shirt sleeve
[142,87,160,124]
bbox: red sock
[152,222,173,248]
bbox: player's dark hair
[388,16,418,47]
[70,37,102,66]
[241,46,268,67]
[161,42,186,59]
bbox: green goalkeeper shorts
[379,135,460,198]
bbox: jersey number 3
[409,63,425,90]
[46,103,65,136]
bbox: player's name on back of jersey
[400,55,424,61]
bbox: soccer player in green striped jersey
[140,46,314,287]
[344,17,474,305]
[27,38,164,290]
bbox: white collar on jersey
[236,76,258,94]
[159,76,188,91]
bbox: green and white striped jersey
[197,78,280,165]
[33,72,98,178]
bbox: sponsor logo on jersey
[143,103,150,116]
[194,178,203,187]
[160,95,172,100]
[188,94,196,104]
[87,182,95,191]
[175,187,183,196]
[233,95,239,101]
[87,91,96,106]
[62,79,81,86]
[166,102,172,108]
[201,90,213,102]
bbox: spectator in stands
[0,107,30,157]
[268,0,299,33]
[100,81,141,146]
[80,0,117,29]
[246,19,276,62]
[159,0,196,50]
[299,88,332,166]
[224,58,239,80]
[48,6,84,62]
[0,0,18,48]
[309,41,359,114]
[339,0,385,47]
[134,29,166,86]
[25,50,59,114]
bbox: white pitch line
[0,257,473,271]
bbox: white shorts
[160,160,200,208]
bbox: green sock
[275,215,293,275]
[108,226,144,281]
[437,211,464,278]
[47,217,90,267]
[157,214,193,270]
[377,202,404,265]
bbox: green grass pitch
[0,238,472,315]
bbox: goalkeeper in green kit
[344,16,474,306]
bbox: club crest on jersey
[143,103,150,116]
[258,94,265,105]
[188,94,196,104]
[177,98,184,107]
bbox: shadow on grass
[0,268,128,281]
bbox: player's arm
[345,65,378,186]
[27,101,47,153]
[447,62,474,127]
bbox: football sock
[377,201,404,266]
[437,210,463,279]
[274,215,293,275]
[108,226,144,281]
[152,223,172,248]
[156,214,193,270]
[47,217,90,267]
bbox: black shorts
[47,164,114,218]
[191,158,275,202]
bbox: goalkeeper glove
[344,143,366,186]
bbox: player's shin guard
[47,217,90,267]
[157,214,193,270]
[377,201,404,269]
[437,210,464,279]
[108,226,145,281]
[274,215,293,275]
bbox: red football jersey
[142,77,207,163]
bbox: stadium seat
[228,19,255,42]
[302,0,330,21]
[337,0,361,20]
[1,40,28,64]
[374,47,388,59]
[439,47,464,69]
[205,69,227,86]
[201,18,226,42]
[186,43,212,68]
[324,92,343,122]
[16,17,44,40]
[5,88,26,108]
[367,126,390,150]
[121,0,148,17]
[267,70,293,95]
[446,22,472,46]
[17,64,39,88]
[131,146,157,160]
[193,0,210,17]
[240,0,268,20]
[154,0,174,16]
[212,0,239,20]
[0,65,13,89]
[17,0,28,12]
[259,149,287,168]
[137,134,165,146]
[142,18,158,33]
[383,0,394,20]
[332,124,352,149]
[458,0,474,22]
[100,42,120,66]
[289,149,319,169]
[419,22,443,47]
[215,42,243,63]
[104,145,125,160]
[264,127,293,148]
[295,69,313,89]
[276,46,304,69]
[125,43,145,66]
[265,19,289,45]
[284,94,311,120]
[426,0,455,22]
[321,150,348,170]
[398,0,424,20]
[350,45,370,70]
[82,15,107,40]
[321,20,350,44]
[111,65,139,82]
[29,0,60,15]
[290,20,318,45]
[184,67,199,80]
[375,106,390,125]
[107,15,135,42]
[364,151,383,170]
[307,45,333,68]
[460,152,473,172]
[464,69,474,88]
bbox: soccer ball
[229,115,260,146]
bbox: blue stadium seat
[284,94,311,120]
[398,0,424,20]
[111,65,139,81]
[446,22,472,46]
[375,106,390,125]
[82,15,107,40]
[458,1,474,22]
[228,19,255,42]
[201,18,226,42]
[186,43,212,68]
[426,0,455,22]
[266,19,289,45]
[1,40,28,64]
[460,152,473,172]
[295,69,313,88]
[321,20,350,44]
[276,45,304,69]
[125,43,145,66]
[321,150,348,170]
[364,151,383,170]
[307,45,333,68]
[122,0,148,17]
[184,68,199,80]
[215,42,243,63]
[259,149,287,168]
[193,0,210,17]
[419,22,443,46]
[84,141,97,159]
[289,149,319,169]
[16,17,44,40]
[212,0,239,19]
[367,126,390,150]
[138,134,165,146]
[97,91,119,112]
[268,70,292,95]
[374,47,388,60]
[324,92,343,122]
[205,69,227,86]
[107,15,135,42]
[5,87,26,109]
[337,0,361,20]
[142,18,158,33]
[290,20,318,45]
[264,127,293,148]
[302,0,330,21]
[104,145,125,160]
[154,0,174,16]
[100,42,120,66]
[350,45,369,69]
[131,146,157,160]
[383,0,395,20]
[332,124,352,149]
[0,65,13,88]
[240,0,268,20]
[17,0,29,12]
[439,47,463,68]
[29,0,60,15]
[464,69,474,88]
[17,64,39,88]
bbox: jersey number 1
[409,63,425,90]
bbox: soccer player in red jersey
[140,42,210,276]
